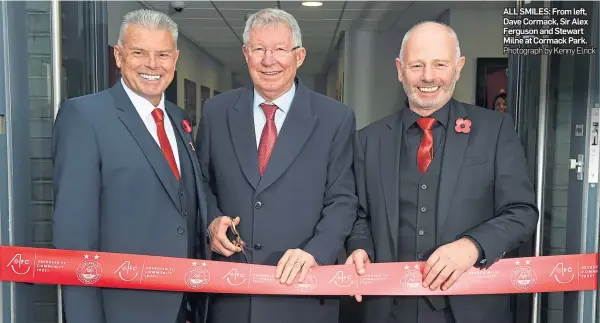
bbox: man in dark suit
[52,9,207,323]
[196,8,357,323]
[344,21,539,323]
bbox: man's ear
[114,45,123,69]
[395,57,404,83]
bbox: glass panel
[8,1,109,322]
[24,2,56,322]
[540,1,597,322]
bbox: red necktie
[151,108,180,180]
[258,103,278,176]
[416,117,436,174]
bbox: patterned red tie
[258,103,278,176]
[416,117,436,174]
[151,108,180,180]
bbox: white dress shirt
[121,79,180,172]
[252,84,296,148]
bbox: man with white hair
[52,9,207,323]
[344,21,538,323]
[196,7,357,323]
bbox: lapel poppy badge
[182,120,192,133]
[455,118,471,134]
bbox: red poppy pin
[455,118,471,134]
[182,120,192,133]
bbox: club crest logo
[510,260,537,291]
[400,264,423,293]
[76,254,102,285]
[295,271,318,292]
[185,262,210,289]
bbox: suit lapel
[256,80,317,194]
[111,83,181,212]
[437,100,470,241]
[166,103,208,227]
[380,114,402,259]
[228,85,261,189]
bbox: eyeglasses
[247,46,300,59]
[228,217,258,263]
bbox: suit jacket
[196,78,358,323]
[346,99,539,323]
[52,82,209,323]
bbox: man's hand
[345,249,370,302]
[208,216,242,256]
[275,249,317,285]
[422,238,479,291]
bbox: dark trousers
[176,294,193,323]
[388,297,456,323]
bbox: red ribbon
[1,246,597,295]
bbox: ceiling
[139,1,509,77]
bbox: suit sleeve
[51,100,106,323]
[345,131,375,261]
[460,114,539,268]
[196,103,225,228]
[303,109,359,265]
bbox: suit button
[179,191,184,197]
[421,184,427,190]
[253,244,262,250]
[418,230,424,236]
[254,201,262,209]
[418,253,424,259]
[420,206,427,212]
[183,209,188,216]
[177,227,185,234]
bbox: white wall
[343,29,405,129]
[107,1,233,129]
[446,9,506,104]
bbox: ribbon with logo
[1,246,597,295]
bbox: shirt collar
[253,82,296,114]
[401,99,451,130]
[121,78,166,117]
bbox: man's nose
[261,50,277,66]
[421,66,434,82]
[145,54,159,69]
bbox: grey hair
[118,9,179,48]
[243,8,302,47]
[398,21,461,63]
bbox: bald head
[394,21,465,115]
[399,21,461,64]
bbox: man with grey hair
[344,21,538,323]
[52,8,208,323]
[196,7,357,323]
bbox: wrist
[459,238,479,259]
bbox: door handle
[569,153,584,180]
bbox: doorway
[510,1,599,323]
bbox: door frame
[509,1,600,323]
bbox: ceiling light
[302,1,323,7]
